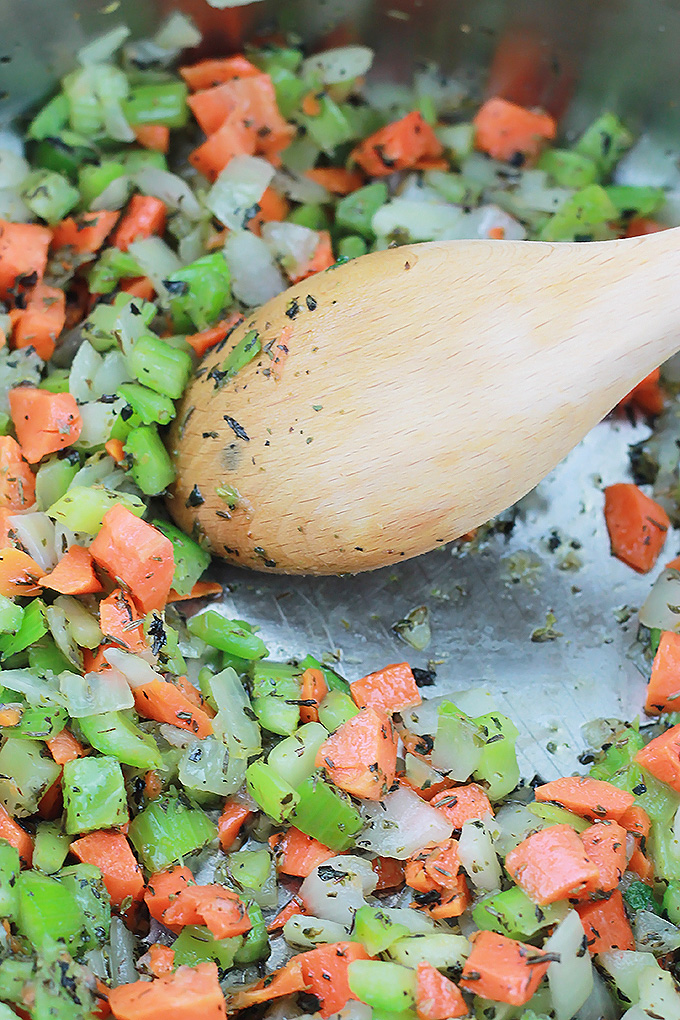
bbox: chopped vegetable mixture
[0,14,680,1020]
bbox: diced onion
[614,134,680,189]
[302,46,374,85]
[223,231,287,307]
[128,236,183,301]
[159,724,193,748]
[492,801,542,857]
[0,669,64,706]
[261,221,319,278]
[598,949,659,1004]
[104,648,159,688]
[0,149,30,188]
[8,512,57,571]
[634,910,680,954]
[153,12,202,51]
[373,199,465,242]
[638,569,680,631]
[300,856,377,926]
[637,968,680,1019]
[134,168,202,221]
[543,910,594,1020]
[206,0,263,8]
[458,819,501,892]
[53,594,102,648]
[102,99,135,143]
[77,26,131,66]
[95,351,133,397]
[179,736,232,796]
[357,786,452,859]
[207,155,275,231]
[69,341,103,402]
[272,168,331,204]
[91,175,132,211]
[76,398,126,450]
[0,189,31,223]
[283,914,349,950]
[60,668,135,717]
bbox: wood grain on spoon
[168,232,680,574]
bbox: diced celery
[435,121,475,158]
[78,160,127,206]
[574,112,633,176]
[62,755,128,834]
[173,925,243,969]
[122,149,168,173]
[129,334,193,400]
[473,712,520,800]
[0,599,48,660]
[270,67,308,119]
[336,182,388,239]
[473,885,568,939]
[188,611,268,659]
[0,959,34,1006]
[117,382,175,426]
[298,95,353,153]
[28,93,70,140]
[290,773,363,851]
[318,689,360,731]
[254,46,303,74]
[0,595,23,636]
[121,81,188,128]
[0,841,20,919]
[251,661,301,697]
[32,823,71,874]
[589,726,645,781]
[338,235,368,260]
[424,170,483,206]
[152,519,211,597]
[39,368,71,394]
[287,203,330,231]
[347,960,417,1013]
[167,252,232,332]
[267,722,329,788]
[388,932,470,971]
[35,454,79,511]
[605,184,666,216]
[663,881,680,924]
[28,638,74,678]
[253,694,300,736]
[47,484,145,534]
[77,712,163,769]
[354,906,410,955]
[246,760,300,823]
[2,701,68,741]
[60,863,111,951]
[31,947,96,1020]
[432,701,484,779]
[234,900,270,963]
[21,169,80,224]
[650,820,680,881]
[539,184,619,242]
[16,871,85,949]
[527,801,590,832]
[88,247,142,294]
[341,102,385,141]
[211,329,261,390]
[538,148,599,188]
[226,848,274,901]
[0,738,60,816]
[124,425,176,495]
[178,736,232,797]
[208,667,262,763]
[128,794,217,872]
[32,131,99,180]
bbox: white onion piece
[76,398,126,450]
[72,451,123,489]
[179,737,232,796]
[458,820,501,892]
[159,724,193,748]
[0,149,30,188]
[638,967,680,1019]
[614,134,680,189]
[8,512,57,571]
[0,669,64,705]
[104,649,159,688]
[134,168,202,221]
[283,914,349,949]
[492,802,543,857]
[78,25,131,65]
[0,189,32,223]
[91,175,132,211]
[207,155,275,231]
[401,695,449,735]
[280,137,321,175]
[60,668,134,717]
[272,168,331,204]
[153,12,202,51]
[397,174,442,203]
[373,199,464,242]
[414,64,467,115]
[404,753,445,792]
[102,99,135,143]
[128,236,183,301]
[621,1008,653,1020]
[598,950,659,1003]
[300,856,377,927]
[576,968,619,1020]
[543,910,593,1020]
[638,569,680,631]
[440,204,527,241]
[634,911,680,954]
[53,595,102,648]
[357,787,452,859]
[381,907,435,934]
[302,46,374,85]
[261,221,319,278]
[70,341,102,402]
[432,706,484,779]
[451,688,498,717]
[224,231,286,307]
[95,350,133,396]
[206,0,263,7]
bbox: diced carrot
[299,942,372,1019]
[174,677,215,718]
[459,930,550,1006]
[226,957,305,1011]
[94,977,112,1020]
[273,827,334,877]
[288,229,335,282]
[305,167,364,195]
[184,311,244,359]
[83,644,116,674]
[0,508,17,550]
[41,545,103,595]
[46,728,86,765]
[473,97,556,162]
[180,55,261,91]
[635,724,680,792]
[89,504,174,613]
[38,777,63,820]
[505,824,600,905]
[144,866,195,928]
[188,75,294,158]
[533,776,634,822]
[430,784,494,828]
[51,211,120,255]
[105,438,126,464]
[424,873,471,919]
[70,831,144,907]
[134,678,214,738]
[620,368,665,417]
[579,821,627,893]
[488,226,506,240]
[266,897,304,932]
[188,114,257,182]
[0,802,33,866]
[120,277,156,300]
[0,435,35,510]
[351,111,443,177]
[0,547,44,597]
[108,962,226,1020]
[163,884,251,939]
[315,706,398,800]
[628,846,654,884]
[11,283,66,361]
[9,387,82,464]
[301,91,322,116]
[350,661,421,714]
[113,196,167,253]
[0,706,22,727]
[485,27,572,116]
[247,187,290,236]
[423,839,461,889]
[167,580,224,603]
[299,667,328,724]
[372,856,406,891]
[667,556,680,571]
[416,961,467,1020]
[625,217,665,237]
[0,220,52,303]
[146,944,175,978]
[645,631,680,714]
[134,125,170,153]
[577,889,635,953]
[217,798,252,851]
[618,804,650,840]
[144,770,163,802]
[603,483,670,573]
[98,588,148,653]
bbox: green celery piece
[473,712,520,801]
[663,881,680,924]
[649,628,662,656]
[129,334,193,400]
[87,247,142,294]
[129,794,217,872]
[538,148,599,188]
[124,425,176,495]
[29,638,73,677]
[0,1002,20,1020]
[78,160,127,206]
[62,755,128,834]
[47,484,145,533]
[290,773,363,851]
[188,610,267,659]
[16,871,86,949]
[336,182,389,239]
[473,886,568,939]
[347,960,417,1014]
[31,944,97,1020]
[267,722,329,788]
[251,661,301,697]
[173,925,243,969]
[246,760,300,823]
[121,81,188,128]
[0,595,23,636]
[605,184,666,217]
[424,170,483,206]
[0,738,61,816]
[318,689,360,731]
[588,726,644,781]
[253,694,300,736]
[122,150,168,173]
[167,252,232,333]
[341,102,385,141]
[109,408,142,441]
[354,906,410,955]
[21,169,79,225]
[32,131,99,180]
[539,184,619,242]
[574,112,633,175]
[32,823,71,874]
[253,45,303,74]
[298,655,351,694]
[269,67,308,119]
[0,841,21,920]
[28,93,70,140]
[35,454,79,511]
[0,599,47,659]
[650,820,680,881]
[39,370,71,394]
[234,901,270,963]
[227,849,273,898]
[3,701,68,740]
[77,712,163,769]
[60,863,111,951]
[152,520,211,597]
[287,204,330,231]
[210,329,261,390]
[298,95,353,153]
[338,235,368,260]
[0,959,34,1005]
[527,801,590,832]
[117,382,176,426]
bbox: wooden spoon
[168,232,679,574]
